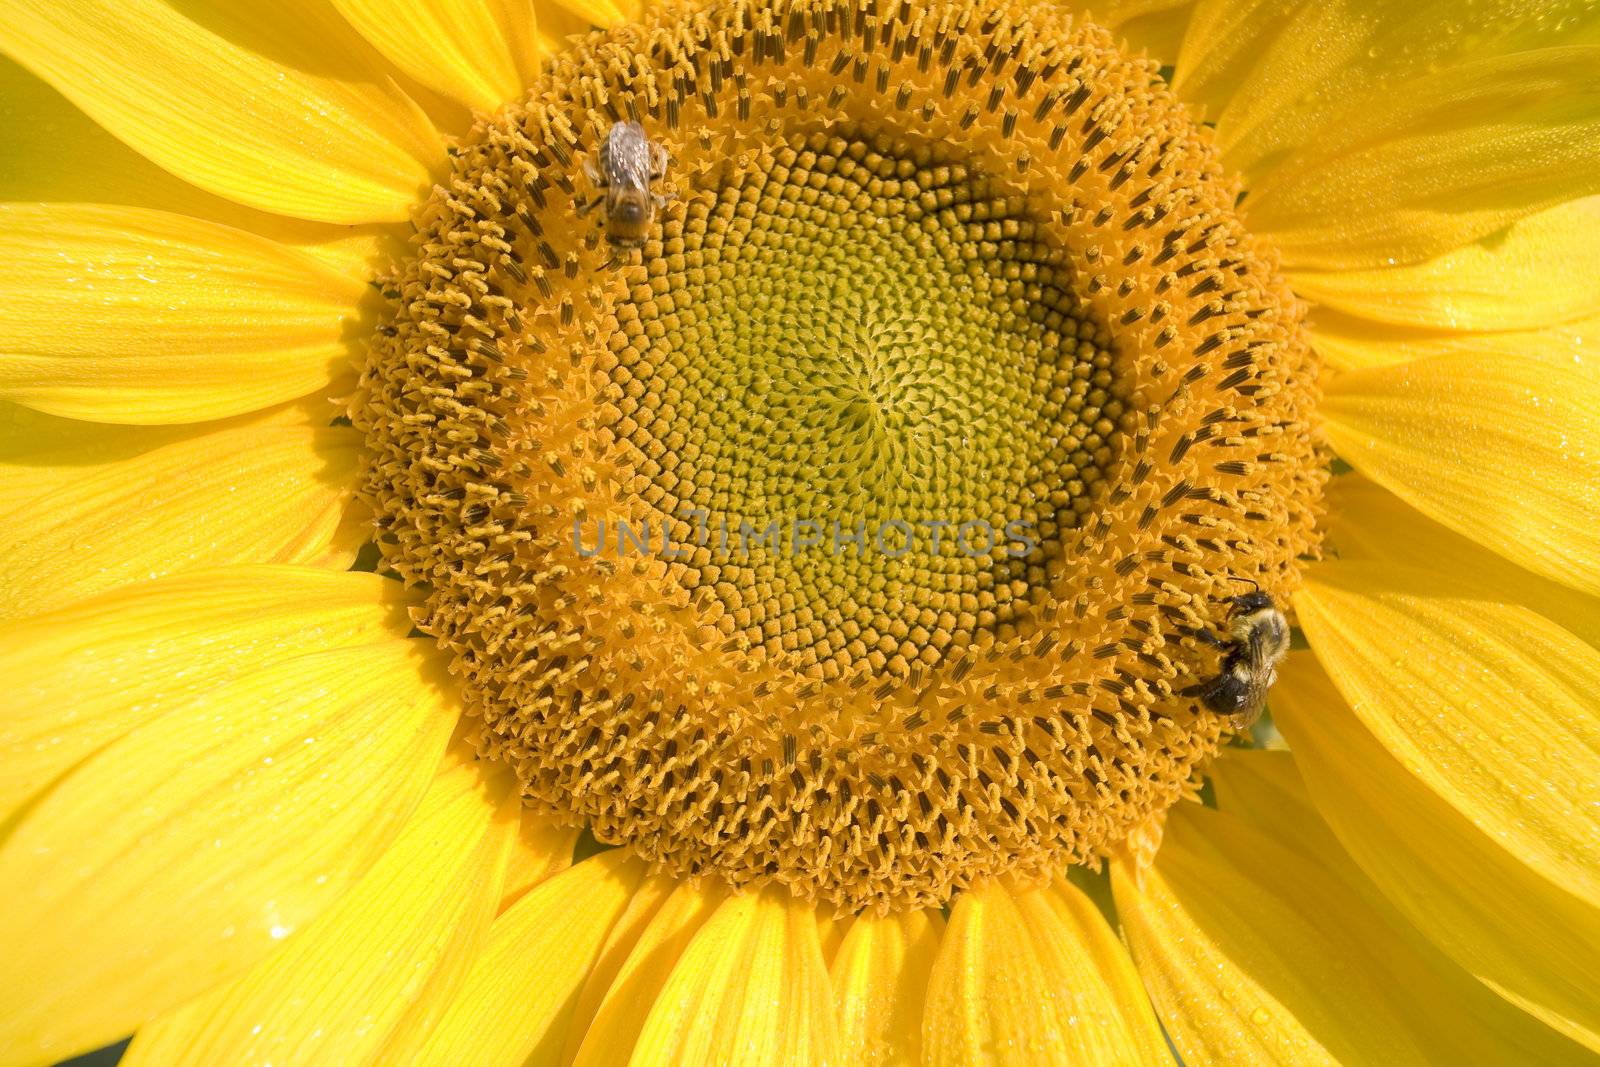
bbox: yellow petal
[0,54,389,271]
[543,0,641,29]
[121,758,517,1067]
[1084,0,1193,22]
[923,878,1168,1067]
[1321,352,1600,597]
[0,0,442,224]
[1308,307,1600,372]
[629,889,839,1067]
[1205,749,1350,872]
[499,814,581,911]
[815,911,849,966]
[1085,0,1194,61]
[1274,651,1600,1052]
[399,849,645,1067]
[1295,567,1600,918]
[1175,0,1600,176]
[0,52,195,207]
[1116,808,1421,1065]
[568,878,727,1067]
[0,565,411,825]
[1116,778,1594,1065]
[365,761,525,1064]
[1289,196,1600,331]
[0,56,393,291]
[1218,750,1594,1062]
[1323,473,1600,651]
[330,0,541,113]
[0,404,361,621]
[0,406,370,595]
[1170,0,1299,115]
[0,203,370,424]
[1243,47,1600,270]
[0,639,458,1065]
[1044,878,1173,1065]
[830,910,944,1067]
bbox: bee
[578,121,670,248]
[1190,587,1290,730]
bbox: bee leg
[582,154,604,189]
[648,142,669,180]
[1182,625,1231,649]
[575,195,604,218]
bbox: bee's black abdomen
[1198,668,1249,713]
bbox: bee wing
[1230,698,1267,732]
[608,132,656,191]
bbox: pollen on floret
[357,0,1323,911]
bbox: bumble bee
[1191,589,1289,730]
[578,121,670,248]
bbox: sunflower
[2,0,1598,1063]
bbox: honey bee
[1190,588,1290,730]
[578,121,670,248]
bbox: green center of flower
[612,132,1130,677]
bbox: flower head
[359,0,1323,912]
[2,0,1598,1064]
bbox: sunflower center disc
[609,133,1131,676]
[359,0,1324,910]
